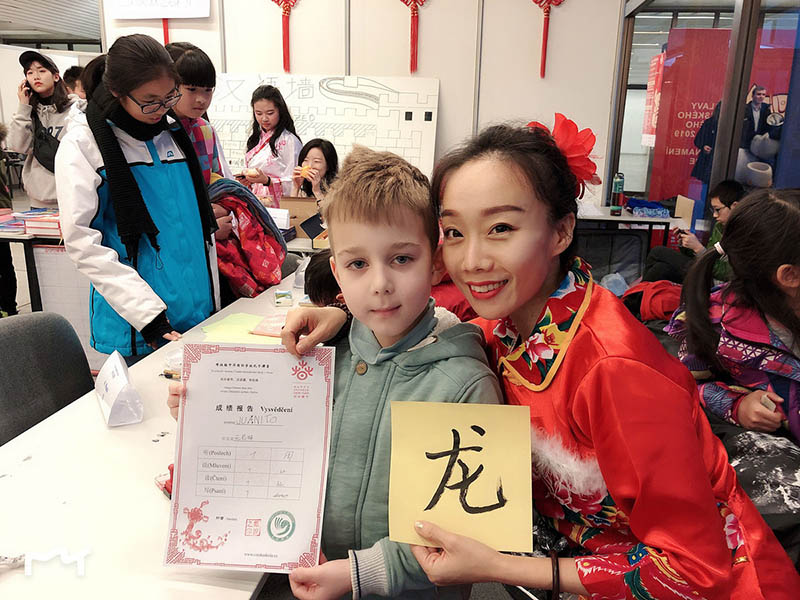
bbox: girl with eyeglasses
[55,34,219,363]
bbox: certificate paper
[164,344,334,572]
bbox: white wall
[223,0,346,74]
[102,0,225,70]
[478,0,622,202]
[99,0,624,199]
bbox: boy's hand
[289,558,351,600]
[281,306,348,357]
[167,382,185,420]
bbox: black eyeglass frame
[126,89,183,114]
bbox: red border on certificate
[165,344,334,571]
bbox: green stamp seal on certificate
[267,510,296,542]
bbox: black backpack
[30,109,60,173]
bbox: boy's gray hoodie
[323,299,503,599]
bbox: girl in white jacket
[55,35,219,360]
[8,51,76,207]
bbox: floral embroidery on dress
[493,258,592,386]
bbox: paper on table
[202,313,282,345]
[577,199,603,218]
[389,402,532,552]
[251,314,288,338]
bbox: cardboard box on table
[281,196,319,239]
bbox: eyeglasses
[126,89,182,114]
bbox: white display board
[107,0,211,19]
[207,74,439,175]
[34,246,108,371]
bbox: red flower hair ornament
[527,113,602,198]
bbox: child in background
[78,55,106,103]
[63,65,86,99]
[165,42,233,184]
[668,188,800,565]
[643,180,745,284]
[241,85,301,204]
[8,51,77,207]
[166,42,234,243]
[304,248,342,307]
[291,138,338,202]
[170,146,502,600]
[55,34,219,360]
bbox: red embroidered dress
[475,259,798,600]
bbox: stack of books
[13,208,62,238]
[0,210,24,235]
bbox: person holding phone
[7,51,76,207]
[642,180,744,284]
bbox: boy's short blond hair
[321,146,438,251]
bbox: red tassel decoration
[540,6,550,78]
[402,0,427,74]
[272,1,299,73]
[533,0,566,79]
[162,18,170,45]
[282,3,291,73]
[410,3,419,73]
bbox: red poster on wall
[642,53,665,147]
[647,29,729,205]
[648,28,794,207]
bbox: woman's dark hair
[245,85,298,155]
[684,189,800,371]
[708,179,745,208]
[26,62,70,113]
[298,138,338,196]
[165,42,216,88]
[431,123,579,273]
[103,34,177,98]
[80,54,107,101]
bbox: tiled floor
[7,188,32,314]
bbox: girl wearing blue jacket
[55,34,219,360]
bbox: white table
[286,237,323,255]
[0,277,299,598]
[578,206,688,246]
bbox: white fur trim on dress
[530,426,607,497]
[407,306,462,352]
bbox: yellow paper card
[202,313,281,345]
[389,402,532,552]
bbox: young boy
[168,147,501,599]
[288,146,501,600]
